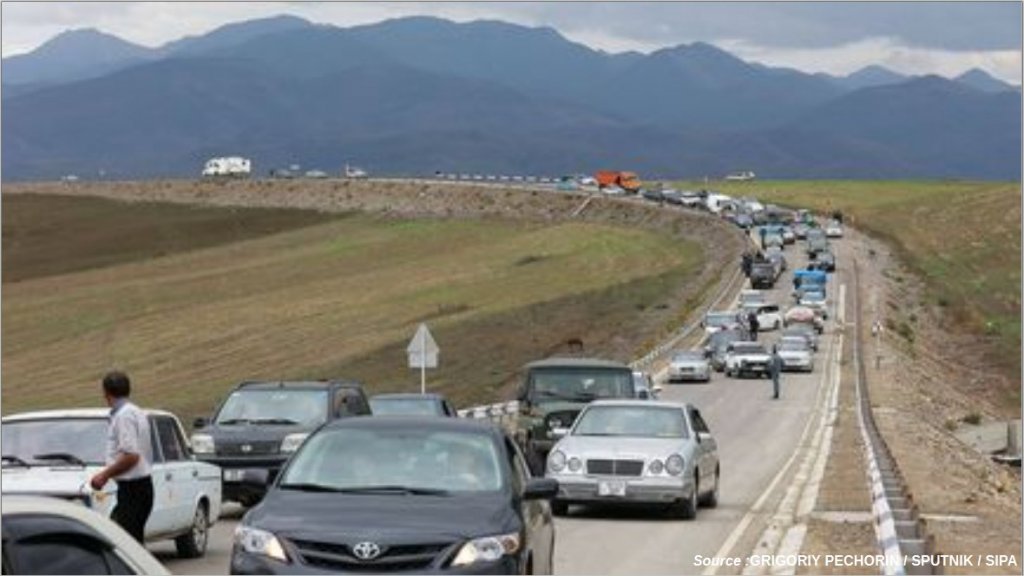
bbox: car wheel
[174,501,209,559]
[551,500,569,517]
[675,473,699,520]
[238,494,261,508]
[700,467,720,508]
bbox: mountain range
[2,15,1020,181]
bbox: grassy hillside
[681,180,1021,385]
[2,193,340,282]
[2,196,701,419]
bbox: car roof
[2,407,177,422]
[587,399,691,410]
[234,380,362,391]
[524,357,630,370]
[2,496,171,575]
[321,415,499,435]
[370,393,445,402]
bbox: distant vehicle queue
[0,181,843,575]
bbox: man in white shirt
[90,371,154,543]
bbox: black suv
[190,380,371,506]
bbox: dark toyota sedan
[230,418,557,575]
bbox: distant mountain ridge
[2,16,1020,180]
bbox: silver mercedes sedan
[546,400,719,519]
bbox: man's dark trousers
[111,476,154,543]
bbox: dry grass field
[2,194,701,421]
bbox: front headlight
[190,434,214,455]
[234,525,288,563]
[666,454,685,476]
[548,450,566,473]
[451,533,521,567]
[280,433,309,453]
[567,457,582,472]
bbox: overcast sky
[3,1,1021,82]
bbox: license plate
[597,480,626,497]
[223,469,245,482]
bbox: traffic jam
[1,186,844,575]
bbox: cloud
[720,37,1023,84]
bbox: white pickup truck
[2,408,222,558]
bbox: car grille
[288,538,452,572]
[545,410,580,430]
[215,440,280,456]
[586,459,644,477]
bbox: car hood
[555,436,685,459]
[248,490,517,541]
[2,465,113,497]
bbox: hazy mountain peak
[160,14,314,55]
[955,68,1015,93]
[838,65,907,89]
[2,27,152,87]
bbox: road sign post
[407,323,439,394]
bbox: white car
[742,303,784,331]
[702,310,742,335]
[668,351,712,383]
[724,342,772,378]
[738,290,766,308]
[825,220,843,238]
[798,291,829,319]
[776,337,815,373]
[2,495,170,575]
[2,408,223,558]
[547,400,719,519]
[602,185,626,196]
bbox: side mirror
[637,389,650,400]
[697,432,713,444]
[193,417,208,430]
[524,477,559,501]
[652,385,663,398]
[551,426,570,440]
[240,469,271,488]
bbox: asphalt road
[159,236,840,575]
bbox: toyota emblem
[352,541,382,561]
[240,444,252,453]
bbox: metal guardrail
[852,258,937,575]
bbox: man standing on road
[90,371,154,544]
[769,346,783,399]
[747,311,760,341]
[759,226,767,250]
[741,252,752,277]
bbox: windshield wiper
[534,390,577,401]
[278,482,346,493]
[33,453,86,466]
[2,454,31,467]
[217,418,251,425]
[335,485,451,496]
[249,418,301,425]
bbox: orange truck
[594,170,642,192]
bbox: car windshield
[732,344,767,354]
[779,340,808,351]
[215,389,328,426]
[370,397,441,416]
[673,352,704,362]
[706,312,737,327]
[710,330,742,348]
[1,418,107,465]
[574,406,688,438]
[279,427,503,493]
[528,368,635,403]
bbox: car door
[505,437,551,568]
[150,416,194,534]
[688,408,718,489]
